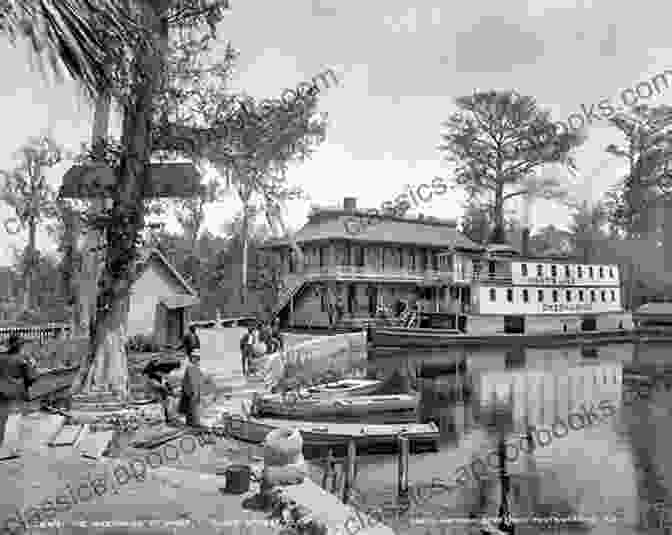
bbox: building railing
[285,265,451,282]
[0,323,72,345]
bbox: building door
[166,308,184,347]
[367,285,377,317]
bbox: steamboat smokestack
[343,197,357,211]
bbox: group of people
[239,319,283,376]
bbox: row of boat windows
[519,264,615,279]
[488,288,618,303]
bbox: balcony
[285,265,453,284]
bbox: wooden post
[397,434,409,505]
[343,439,357,504]
[322,449,335,490]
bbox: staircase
[273,274,308,317]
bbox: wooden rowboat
[304,378,382,397]
[218,414,439,455]
[253,393,418,423]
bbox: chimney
[522,228,530,257]
[343,197,357,211]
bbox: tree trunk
[490,182,506,244]
[23,217,37,312]
[241,205,249,306]
[73,4,167,399]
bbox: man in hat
[0,334,38,451]
[178,350,203,427]
[176,324,201,359]
[142,358,176,422]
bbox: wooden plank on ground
[78,430,115,460]
[0,413,22,460]
[48,423,85,447]
[19,413,64,449]
[131,427,186,449]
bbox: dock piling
[343,439,357,504]
[322,449,335,490]
[397,434,409,506]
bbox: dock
[219,414,440,456]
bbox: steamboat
[259,197,633,350]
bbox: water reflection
[357,342,672,534]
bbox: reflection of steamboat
[260,197,633,348]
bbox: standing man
[176,324,200,359]
[142,358,174,423]
[178,350,202,427]
[0,334,38,451]
[239,326,255,376]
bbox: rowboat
[217,414,439,456]
[252,393,419,423]
[303,378,382,397]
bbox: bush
[126,334,163,353]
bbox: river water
[352,341,672,534]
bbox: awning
[161,295,200,309]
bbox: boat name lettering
[527,276,576,285]
[541,303,593,313]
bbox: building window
[588,266,594,278]
[409,250,416,270]
[536,264,543,276]
[599,266,604,278]
[489,288,496,302]
[522,289,529,303]
[489,261,496,279]
[566,290,572,302]
[551,265,557,277]
[578,289,585,302]
[611,290,616,301]
[398,248,404,269]
[521,264,528,276]
[356,246,365,267]
[537,289,544,302]
[601,290,606,302]
[577,266,583,278]
[590,290,596,302]
[507,288,514,302]
[564,265,571,278]
[552,290,559,303]
[609,267,614,278]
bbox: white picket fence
[255,331,368,387]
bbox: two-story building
[259,197,478,330]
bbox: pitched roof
[133,248,198,297]
[261,209,477,249]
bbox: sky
[0,0,671,266]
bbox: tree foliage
[439,90,584,243]
[603,105,672,238]
[0,136,68,310]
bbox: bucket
[223,464,251,494]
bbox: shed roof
[133,248,198,297]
